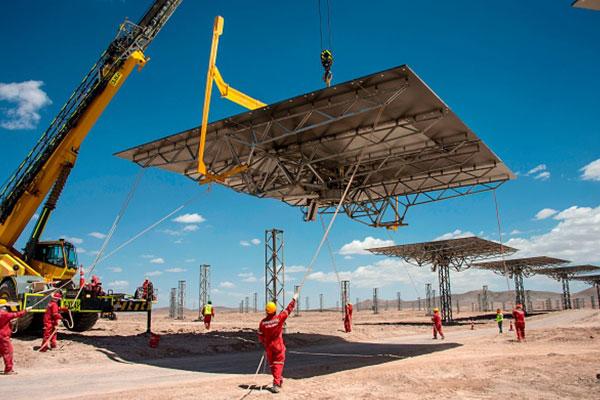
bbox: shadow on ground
[60,329,461,378]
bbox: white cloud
[344,255,353,260]
[108,280,129,289]
[219,281,235,289]
[173,213,205,224]
[141,254,155,259]
[510,229,523,235]
[61,236,83,245]
[534,208,558,220]
[108,266,122,273]
[150,257,165,264]
[161,229,181,236]
[581,159,600,181]
[182,224,199,232]
[287,265,307,273]
[184,258,196,263]
[526,164,547,175]
[0,80,52,130]
[434,229,475,241]
[238,272,254,278]
[75,247,86,254]
[534,171,550,181]
[88,232,107,240]
[240,238,261,247]
[507,205,600,263]
[165,268,186,273]
[339,236,394,255]
[307,258,413,288]
[242,276,257,283]
[146,270,163,277]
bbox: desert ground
[3,307,599,400]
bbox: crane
[0,0,182,333]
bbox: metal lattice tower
[294,285,301,316]
[177,280,186,320]
[397,291,402,311]
[341,280,350,315]
[425,283,432,315]
[514,273,525,311]
[305,296,309,311]
[477,293,482,312]
[169,288,176,318]
[245,296,249,313]
[432,289,436,308]
[482,285,489,312]
[253,292,258,312]
[373,288,379,314]
[265,229,285,312]
[239,300,244,313]
[562,278,572,309]
[417,297,421,311]
[356,297,360,311]
[438,262,453,322]
[319,293,324,312]
[198,264,210,319]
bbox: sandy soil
[3,308,600,399]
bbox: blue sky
[1,1,599,308]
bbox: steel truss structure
[373,288,379,314]
[169,287,176,318]
[198,264,210,319]
[425,283,432,315]
[369,237,516,323]
[177,280,186,320]
[535,265,600,310]
[472,257,569,313]
[265,229,285,312]
[341,280,350,317]
[116,65,514,228]
[572,274,600,309]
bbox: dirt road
[4,309,599,399]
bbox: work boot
[271,385,281,393]
[3,371,17,375]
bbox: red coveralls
[344,304,353,333]
[512,308,526,341]
[432,312,444,339]
[0,309,26,373]
[202,305,215,329]
[41,301,62,351]
[258,299,296,387]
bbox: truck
[0,0,182,333]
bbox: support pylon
[341,280,350,315]
[373,288,379,314]
[265,228,285,312]
[425,283,432,316]
[198,264,210,320]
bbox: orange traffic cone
[509,321,514,331]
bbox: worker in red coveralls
[258,292,298,393]
[142,279,150,298]
[201,301,215,330]
[432,307,445,339]
[0,299,28,374]
[512,303,526,342]
[344,302,353,333]
[40,292,63,352]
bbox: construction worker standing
[0,299,28,374]
[431,308,445,339]
[344,302,353,333]
[258,292,298,393]
[201,301,215,330]
[495,309,504,334]
[40,292,63,352]
[512,304,526,342]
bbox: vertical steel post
[169,288,176,318]
[514,272,526,313]
[265,229,285,312]
[319,293,324,312]
[198,264,210,320]
[562,277,572,310]
[177,280,186,320]
[356,297,360,311]
[294,285,300,316]
[425,283,432,315]
[253,292,258,312]
[341,280,350,316]
[373,288,379,314]
[482,285,489,312]
[437,263,453,324]
[397,291,402,311]
[245,296,249,313]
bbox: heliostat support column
[265,228,285,312]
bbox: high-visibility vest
[203,304,213,315]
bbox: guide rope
[492,190,514,302]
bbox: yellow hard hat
[0,299,7,305]
[265,301,277,314]
[433,307,439,313]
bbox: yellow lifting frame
[197,16,266,178]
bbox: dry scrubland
[4,308,600,399]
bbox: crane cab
[29,239,79,281]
